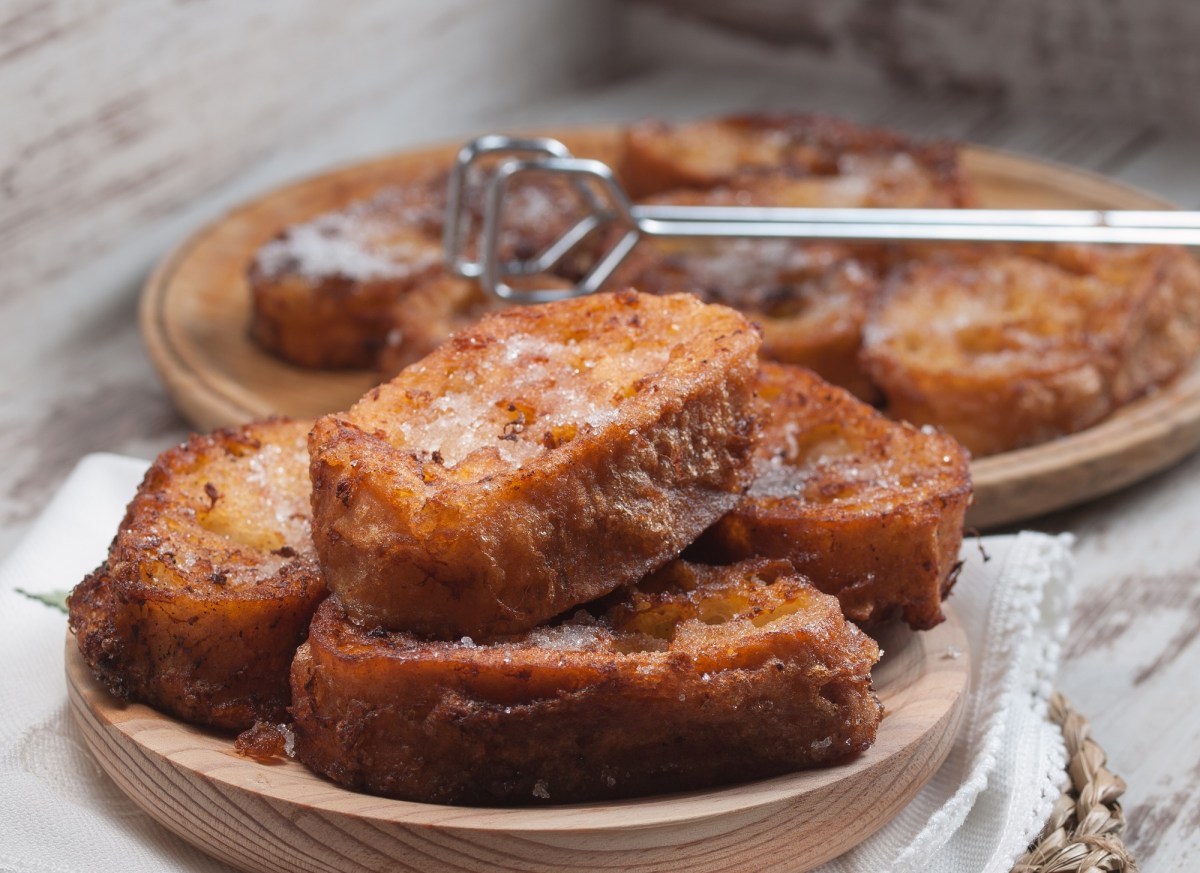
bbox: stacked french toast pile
[69,112,1199,807]
[68,287,972,806]
[249,114,1200,456]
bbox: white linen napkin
[0,454,1073,873]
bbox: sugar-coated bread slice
[67,420,325,730]
[291,558,882,805]
[309,290,763,638]
[860,244,1200,456]
[1043,244,1200,405]
[249,171,588,370]
[249,180,446,369]
[696,364,971,630]
[619,112,972,204]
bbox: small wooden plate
[67,609,969,873]
[139,128,1200,528]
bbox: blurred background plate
[138,127,1200,528]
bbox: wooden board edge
[968,364,1200,527]
[961,146,1178,210]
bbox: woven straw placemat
[1013,694,1137,873]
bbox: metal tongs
[443,134,1200,304]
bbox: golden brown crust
[291,559,882,805]
[67,419,326,731]
[252,112,971,376]
[1049,244,1200,405]
[605,140,984,401]
[309,290,763,639]
[619,112,973,204]
[860,244,1200,456]
[611,240,881,400]
[696,364,972,630]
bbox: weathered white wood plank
[1036,450,1200,873]
[622,0,1200,127]
[507,66,1000,143]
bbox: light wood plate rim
[139,128,1200,529]
[66,608,968,872]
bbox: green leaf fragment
[15,588,70,614]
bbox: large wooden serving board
[139,127,1200,529]
[66,609,969,873]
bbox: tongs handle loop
[443,136,570,280]
[443,136,609,286]
[482,156,638,303]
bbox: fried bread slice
[605,179,889,400]
[249,169,589,369]
[309,290,762,639]
[1041,244,1200,404]
[249,179,447,369]
[609,238,880,399]
[251,113,971,374]
[696,364,971,630]
[67,419,325,731]
[860,244,1200,456]
[619,112,972,204]
[291,558,882,805]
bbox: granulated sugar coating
[248,168,602,370]
[253,188,443,283]
[308,290,763,639]
[387,331,667,470]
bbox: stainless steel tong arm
[443,135,1200,304]
[634,206,1200,244]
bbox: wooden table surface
[3,67,1199,871]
